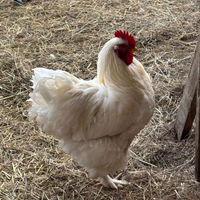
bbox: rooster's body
[28,31,154,188]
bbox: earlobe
[114,45,118,50]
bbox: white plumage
[28,32,155,188]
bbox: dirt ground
[0,0,200,199]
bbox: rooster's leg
[95,174,127,189]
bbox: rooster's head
[114,30,138,65]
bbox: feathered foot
[95,173,127,189]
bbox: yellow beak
[132,47,138,52]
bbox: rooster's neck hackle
[97,38,130,87]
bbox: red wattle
[115,49,133,65]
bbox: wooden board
[175,35,200,141]
[195,51,200,181]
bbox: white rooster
[28,30,155,189]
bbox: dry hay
[0,0,200,199]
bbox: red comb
[114,30,136,47]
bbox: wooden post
[195,50,200,181]
[175,35,200,141]
[175,34,200,181]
